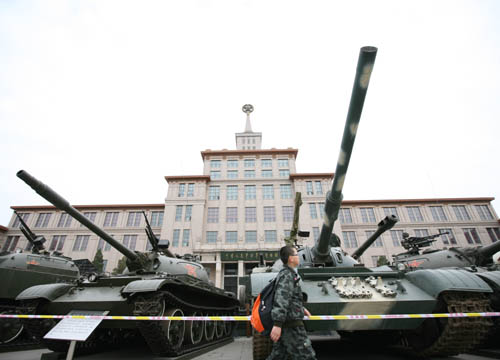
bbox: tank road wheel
[401,292,492,357]
[215,315,224,339]
[184,311,204,345]
[204,313,215,341]
[223,312,233,336]
[252,329,272,360]
[0,310,24,344]
[162,307,185,351]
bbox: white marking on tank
[359,64,373,89]
[335,175,345,192]
[337,150,346,166]
[350,123,358,136]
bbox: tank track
[134,290,238,357]
[402,291,492,357]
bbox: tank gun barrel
[476,240,500,264]
[313,46,377,261]
[17,170,139,261]
[352,215,398,260]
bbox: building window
[34,213,52,228]
[207,207,219,223]
[282,206,293,222]
[306,181,313,195]
[226,185,238,200]
[123,235,137,250]
[73,235,89,251]
[102,259,108,272]
[486,228,500,242]
[187,183,194,197]
[126,212,142,227]
[182,229,190,247]
[223,263,238,295]
[265,230,277,243]
[175,206,183,221]
[226,207,238,223]
[383,207,399,218]
[245,207,256,222]
[245,231,257,243]
[178,183,186,197]
[430,206,447,222]
[82,212,96,227]
[262,170,273,178]
[244,159,255,168]
[261,159,272,168]
[317,203,324,218]
[280,184,292,199]
[206,231,217,244]
[360,208,376,223]
[210,171,221,179]
[463,228,481,244]
[264,207,276,222]
[228,160,238,168]
[12,213,30,228]
[210,160,221,168]
[414,229,429,237]
[406,206,424,222]
[278,159,289,168]
[226,231,237,243]
[342,231,358,248]
[475,205,494,220]
[339,208,353,224]
[227,170,238,179]
[453,205,471,221]
[279,169,290,178]
[208,186,220,200]
[245,185,256,200]
[263,185,274,200]
[49,235,66,251]
[315,181,323,195]
[54,213,71,228]
[97,237,111,251]
[2,236,20,252]
[185,205,192,221]
[172,229,180,247]
[150,211,164,227]
[312,227,320,240]
[439,229,457,245]
[309,203,318,219]
[244,170,255,178]
[366,230,383,247]
[103,212,119,227]
[390,230,403,247]
[284,230,291,238]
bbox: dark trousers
[266,326,316,360]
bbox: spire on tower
[242,104,254,132]
[235,104,262,150]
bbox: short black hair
[280,245,297,265]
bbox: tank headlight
[397,263,406,271]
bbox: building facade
[2,108,499,295]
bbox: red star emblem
[407,259,425,268]
[184,264,197,278]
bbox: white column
[215,252,222,288]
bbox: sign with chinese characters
[221,251,279,262]
[44,310,109,341]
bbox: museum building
[2,108,499,295]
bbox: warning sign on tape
[1,312,500,321]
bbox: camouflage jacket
[271,265,304,327]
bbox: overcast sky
[1,0,499,227]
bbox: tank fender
[476,270,500,290]
[16,283,73,301]
[249,272,279,297]
[405,269,493,298]
[122,279,171,293]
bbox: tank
[0,212,81,345]
[15,171,240,357]
[250,46,495,360]
[392,231,500,347]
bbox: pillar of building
[215,252,222,288]
[238,260,244,277]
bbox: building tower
[235,104,262,150]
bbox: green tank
[0,212,81,345]
[250,46,494,360]
[15,170,240,357]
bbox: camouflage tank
[0,212,81,345]
[250,46,494,360]
[15,170,240,357]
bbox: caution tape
[1,312,500,321]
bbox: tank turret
[311,46,377,264]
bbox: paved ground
[0,337,498,360]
